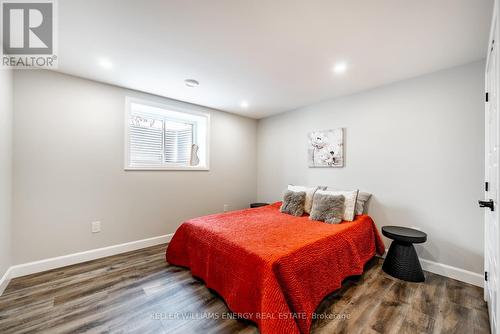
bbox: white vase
[190,144,200,166]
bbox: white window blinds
[129,115,164,167]
[125,98,209,170]
[164,121,194,165]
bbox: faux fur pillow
[287,185,319,214]
[317,189,359,221]
[280,190,306,216]
[309,193,345,224]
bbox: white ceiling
[57,0,493,119]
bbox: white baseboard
[380,249,483,287]
[0,233,173,296]
[0,267,13,296]
[419,258,484,287]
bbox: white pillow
[356,192,372,215]
[317,189,359,221]
[287,185,319,214]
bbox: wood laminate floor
[0,244,489,334]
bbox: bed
[166,202,385,334]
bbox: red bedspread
[166,202,385,334]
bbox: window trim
[124,97,210,171]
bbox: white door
[485,8,499,334]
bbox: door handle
[479,200,495,211]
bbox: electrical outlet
[91,221,101,233]
[223,204,230,212]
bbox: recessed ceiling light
[333,62,347,74]
[185,79,199,87]
[98,58,113,69]
[240,101,249,109]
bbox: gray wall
[13,70,257,264]
[0,70,13,278]
[257,61,485,274]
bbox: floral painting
[308,128,344,167]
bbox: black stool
[250,202,269,208]
[382,226,427,282]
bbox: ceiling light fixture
[333,62,347,74]
[185,79,199,87]
[98,58,113,69]
[240,101,249,109]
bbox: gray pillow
[310,193,345,224]
[355,192,372,215]
[280,190,306,216]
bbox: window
[125,97,209,170]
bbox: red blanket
[166,202,385,334]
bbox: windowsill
[124,166,209,171]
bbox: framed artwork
[308,128,344,168]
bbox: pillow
[356,192,372,215]
[317,189,359,221]
[310,193,345,224]
[280,190,306,216]
[287,185,319,214]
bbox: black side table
[250,202,269,208]
[381,226,427,282]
